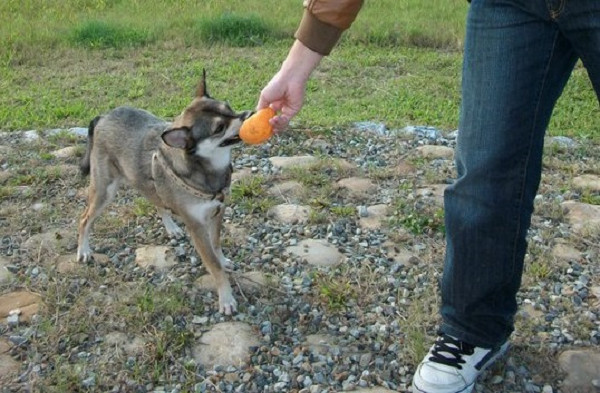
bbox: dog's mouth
[219,135,242,147]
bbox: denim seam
[545,0,566,20]
[510,30,561,281]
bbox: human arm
[257,0,363,132]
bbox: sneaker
[412,333,509,393]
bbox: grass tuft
[194,13,277,47]
[70,20,154,49]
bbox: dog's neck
[154,148,231,196]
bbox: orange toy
[239,107,276,145]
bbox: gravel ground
[0,123,599,393]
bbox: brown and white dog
[77,72,252,314]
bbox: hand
[256,40,323,133]
[257,71,306,133]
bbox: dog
[77,71,252,315]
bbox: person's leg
[440,0,579,349]
[558,0,600,99]
[413,1,600,392]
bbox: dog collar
[151,152,226,202]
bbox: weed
[393,201,445,236]
[581,190,600,205]
[70,20,154,49]
[395,280,440,365]
[231,176,265,199]
[230,176,276,214]
[133,197,154,217]
[308,210,329,225]
[47,129,80,145]
[40,152,55,161]
[331,205,356,218]
[0,186,17,198]
[194,13,276,47]
[314,272,356,312]
[526,260,554,281]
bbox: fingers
[269,114,290,133]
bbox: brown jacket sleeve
[294,0,364,55]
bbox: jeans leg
[558,0,600,98]
[440,0,579,348]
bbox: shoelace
[428,334,475,369]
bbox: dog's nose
[241,110,255,121]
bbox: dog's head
[161,71,252,168]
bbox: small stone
[6,314,19,326]
[192,316,209,325]
[82,376,96,388]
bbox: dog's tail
[80,116,101,176]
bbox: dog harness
[151,152,226,202]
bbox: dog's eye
[215,123,227,134]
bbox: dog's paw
[218,288,237,315]
[77,247,93,263]
[164,223,185,239]
[220,257,234,271]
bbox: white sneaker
[412,333,509,393]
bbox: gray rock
[192,322,259,369]
[286,239,345,267]
[558,349,600,391]
[135,246,176,270]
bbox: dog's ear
[162,127,192,150]
[196,69,211,99]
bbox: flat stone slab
[418,184,447,205]
[135,246,176,270]
[573,174,600,191]
[561,201,600,237]
[103,332,146,357]
[53,253,110,273]
[286,239,344,267]
[395,160,417,176]
[192,322,259,369]
[0,339,20,381]
[269,155,317,170]
[267,180,304,201]
[231,168,253,183]
[337,177,375,198]
[551,243,581,262]
[559,349,600,392]
[416,145,454,159]
[0,291,42,323]
[358,204,389,230]
[196,271,275,294]
[21,229,77,255]
[51,146,79,159]
[268,203,311,224]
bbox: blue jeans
[440,0,600,348]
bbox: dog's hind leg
[77,175,120,263]
[157,208,185,239]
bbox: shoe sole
[411,341,510,393]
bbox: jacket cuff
[294,9,343,56]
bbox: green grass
[193,13,280,47]
[70,20,155,49]
[0,0,597,141]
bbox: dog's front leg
[209,205,233,271]
[183,203,236,315]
